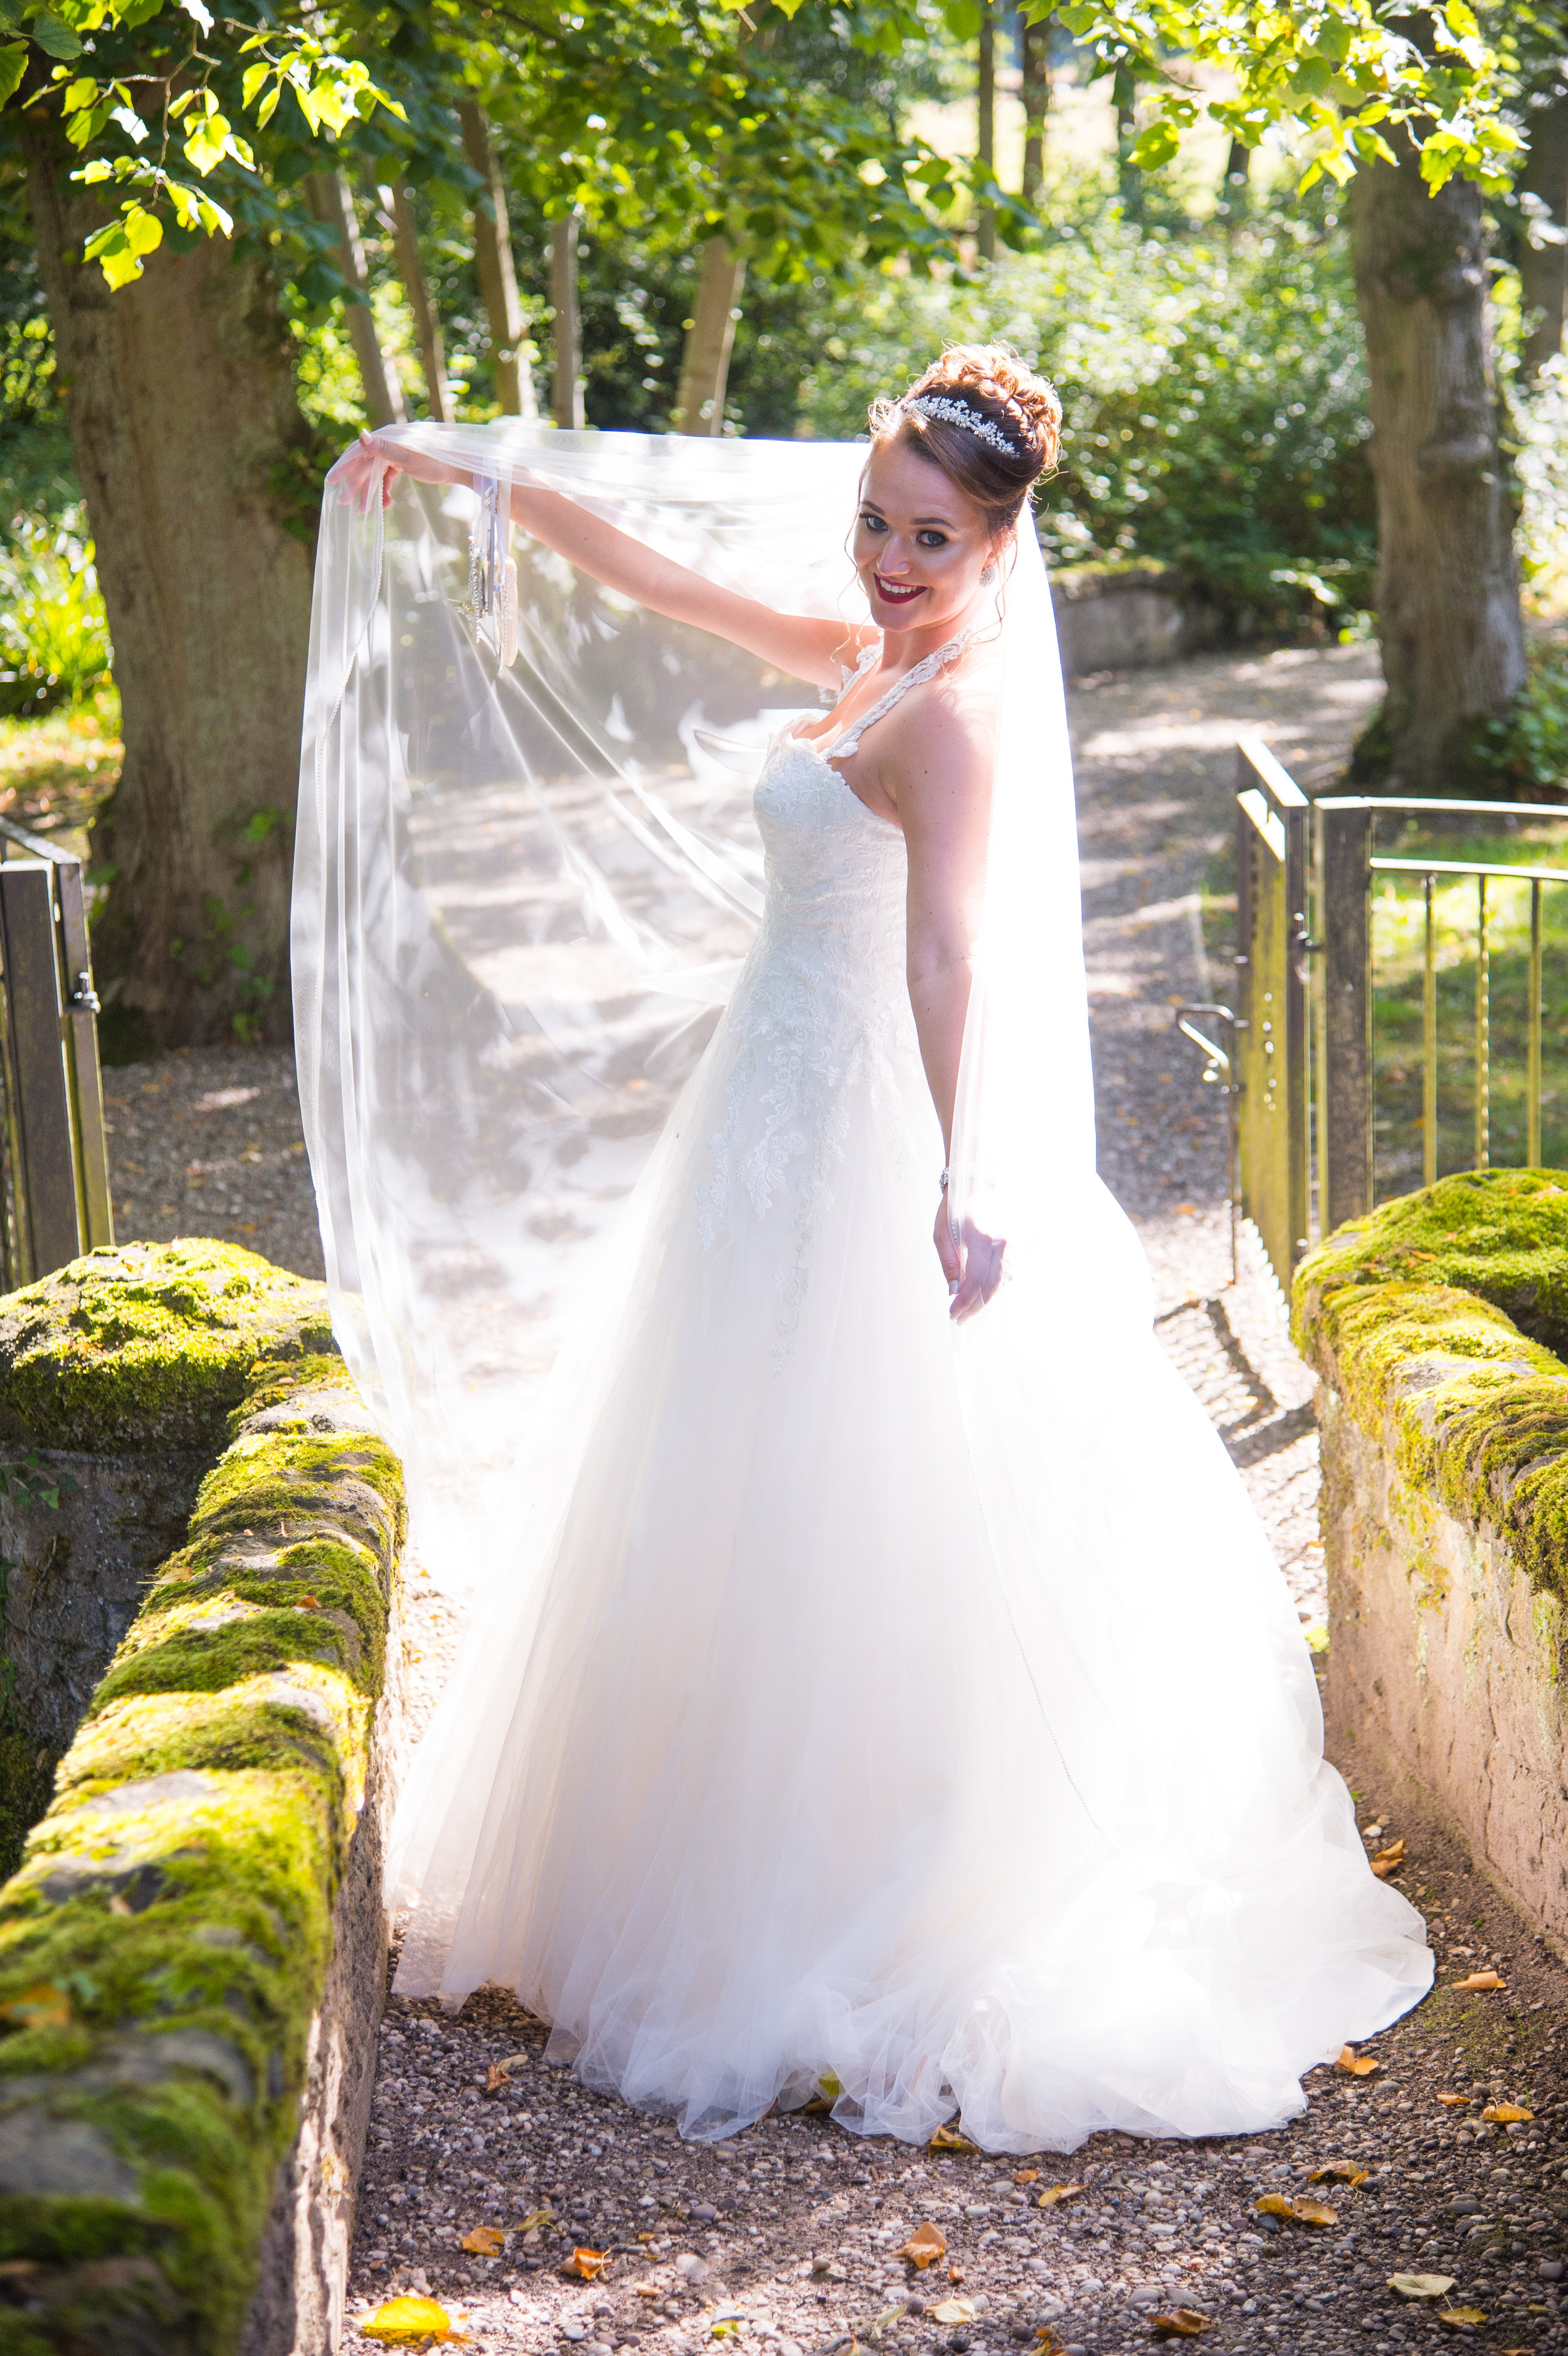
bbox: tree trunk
[1349,139,1527,792]
[384,180,451,423]
[1020,12,1048,211]
[1518,88,1568,385]
[304,169,406,428]
[674,238,746,435]
[1115,70,1140,221]
[550,214,585,430]
[1218,134,1250,222]
[458,101,536,418]
[977,0,996,261]
[26,146,315,1049]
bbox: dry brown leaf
[1037,2182,1086,2209]
[460,2227,504,2257]
[1453,1971,1505,1991]
[1291,2200,1338,2228]
[636,2285,661,2299]
[0,1983,71,2031]
[946,2266,965,2286]
[1436,2310,1488,2330]
[928,2301,977,2326]
[484,2065,511,2097]
[516,2207,552,2233]
[1012,2170,1040,2185]
[1150,2313,1214,2340]
[1254,2196,1296,2221]
[1034,2332,1065,2354]
[361,2296,470,2344]
[894,2224,946,2270]
[565,2249,610,2280]
[1388,2275,1457,2301]
[1334,2046,1380,2076]
[1436,2093,1470,2107]
[930,2124,980,2155]
[1370,1840,1406,1879]
[1309,2162,1369,2189]
[1481,2103,1533,2123]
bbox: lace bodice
[696,736,918,1344]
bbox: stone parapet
[1293,1169,1568,1940]
[0,1241,407,2356]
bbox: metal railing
[0,815,113,1288]
[1216,761,1568,1294]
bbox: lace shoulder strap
[832,629,975,760]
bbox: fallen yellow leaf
[1150,2313,1214,2340]
[1034,2333,1065,2354]
[1309,2162,1369,2189]
[460,2227,504,2257]
[1436,2093,1470,2107]
[361,2296,470,2344]
[637,2285,661,2299]
[928,2301,977,2327]
[1453,1971,1505,1991]
[802,2069,845,2114]
[930,2124,980,2155]
[1481,2103,1533,2123]
[0,1983,71,2031]
[1389,2275,1457,2301]
[1291,2199,1338,2228]
[1370,1839,1406,1879]
[1254,2196,1296,2221]
[711,2325,739,2340]
[895,2224,946,2269]
[946,2265,965,2286]
[1037,2182,1086,2209]
[1436,2310,1488,2330]
[516,2207,552,2233]
[566,2249,610,2280]
[1012,2169,1039,2185]
[1335,2046,1380,2076]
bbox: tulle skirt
[388,1005,1431,2152]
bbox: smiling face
[852,433,1006,638]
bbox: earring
[980,563,997,585]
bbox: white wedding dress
[297,429,1432,2154]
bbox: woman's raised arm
[341,430,859,691]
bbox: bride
[310,345,1430,2153]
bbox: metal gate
[1233,737,1310,1293]
[0,814,113,1288]
[1229,765,1568,1293]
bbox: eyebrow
[860,500,959,528]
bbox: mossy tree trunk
[1349,134,1526,793]
[26,139,318,1052]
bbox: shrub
[0,509,113,718]
[795,188,1375,633]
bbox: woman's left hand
[934,1195,1006,1322]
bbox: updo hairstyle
[867,344,1061,538]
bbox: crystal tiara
[901,392,1020,458]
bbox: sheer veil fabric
[295,423,1431,2152]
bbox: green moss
[1294,1172,1568,1606]
[0,1240,337,1453]
[0,1244,405,2353]
[1293,1169,1568,1360]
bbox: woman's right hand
[335,429,469,514]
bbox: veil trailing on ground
[295,423,1094,1591]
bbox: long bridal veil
[295,425,1429,2140]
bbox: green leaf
[1128,119,1180,171]
[240,59,267,109]
[0,39,26,105]
[255,83,278,128]
[29,10,81,59]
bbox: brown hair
[867,343,1061,536]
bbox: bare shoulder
[878,651,999,812]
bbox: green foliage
[0,508,112,720]
[796,184,1375,630]
[1470,637,1568,802]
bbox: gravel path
[95,640,1568,2354]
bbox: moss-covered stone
[1294,1169,1568,1606]
[0,1241,336,1455]
[0,1243,403,2356]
